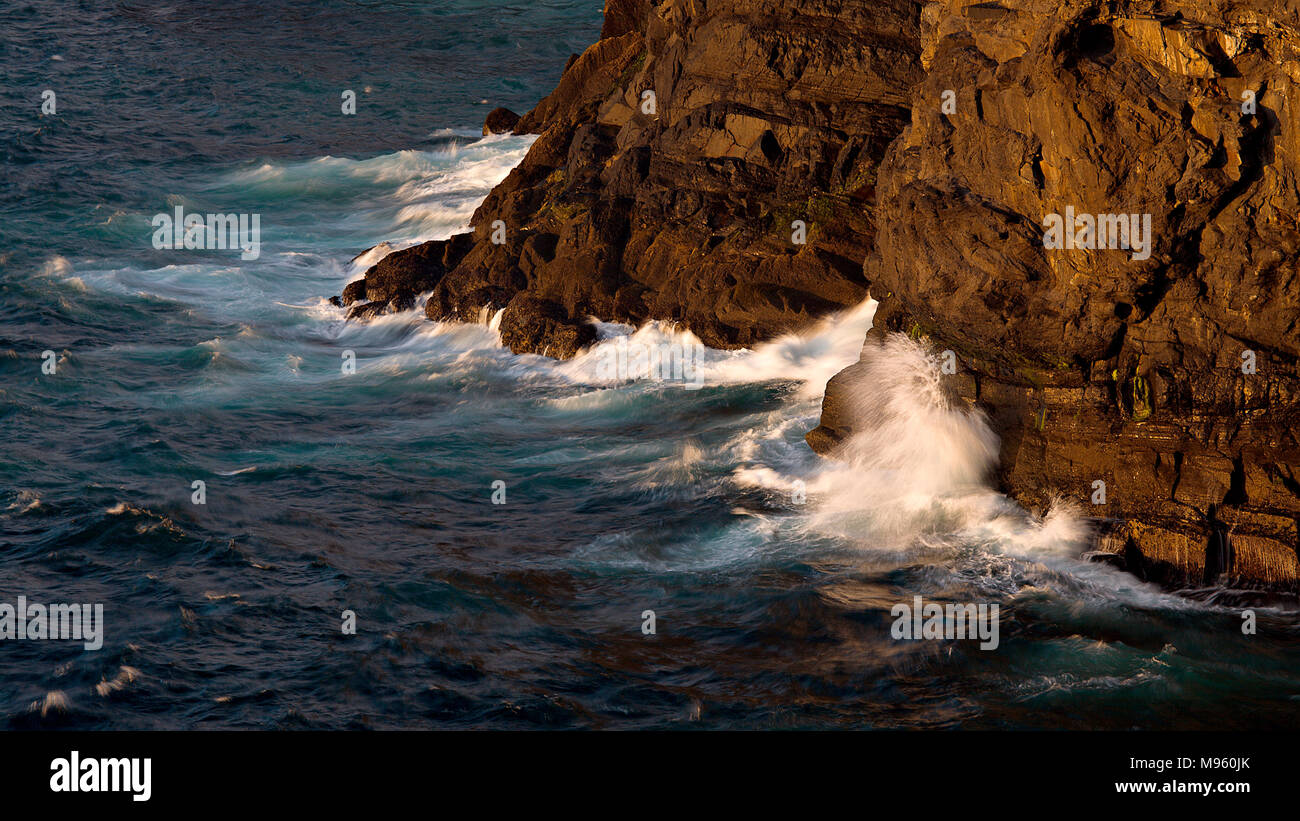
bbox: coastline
[339,0,1300,593]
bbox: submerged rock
[482,106,521,135]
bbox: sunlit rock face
[814,0,1300,590]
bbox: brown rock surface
[339,234,475,316]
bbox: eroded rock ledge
[810,0,1300,591]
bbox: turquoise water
[2,0,1298,730]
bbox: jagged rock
[812,0,1300,590]
[338,233,475,315]
[410,0,920,349]
[347,301,391,321]
[483,107,521,135]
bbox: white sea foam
[56,135,533,334]
[39,256,74,278]
[351,241,397,269]
[543,299,876,397]
[5,490,43,514]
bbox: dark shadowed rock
[337,233,475,316]
[483,107,521,135]
[341,279,367,306]
[361,241,450,304]
[497,294,596,359]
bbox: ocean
[3,0,1298,730]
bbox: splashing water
[798,333,1092,562]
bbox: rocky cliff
[338,0,921,355]
[810,0,1300,592]
[338,0,1300,591]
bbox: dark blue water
[3,0,1298,730]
